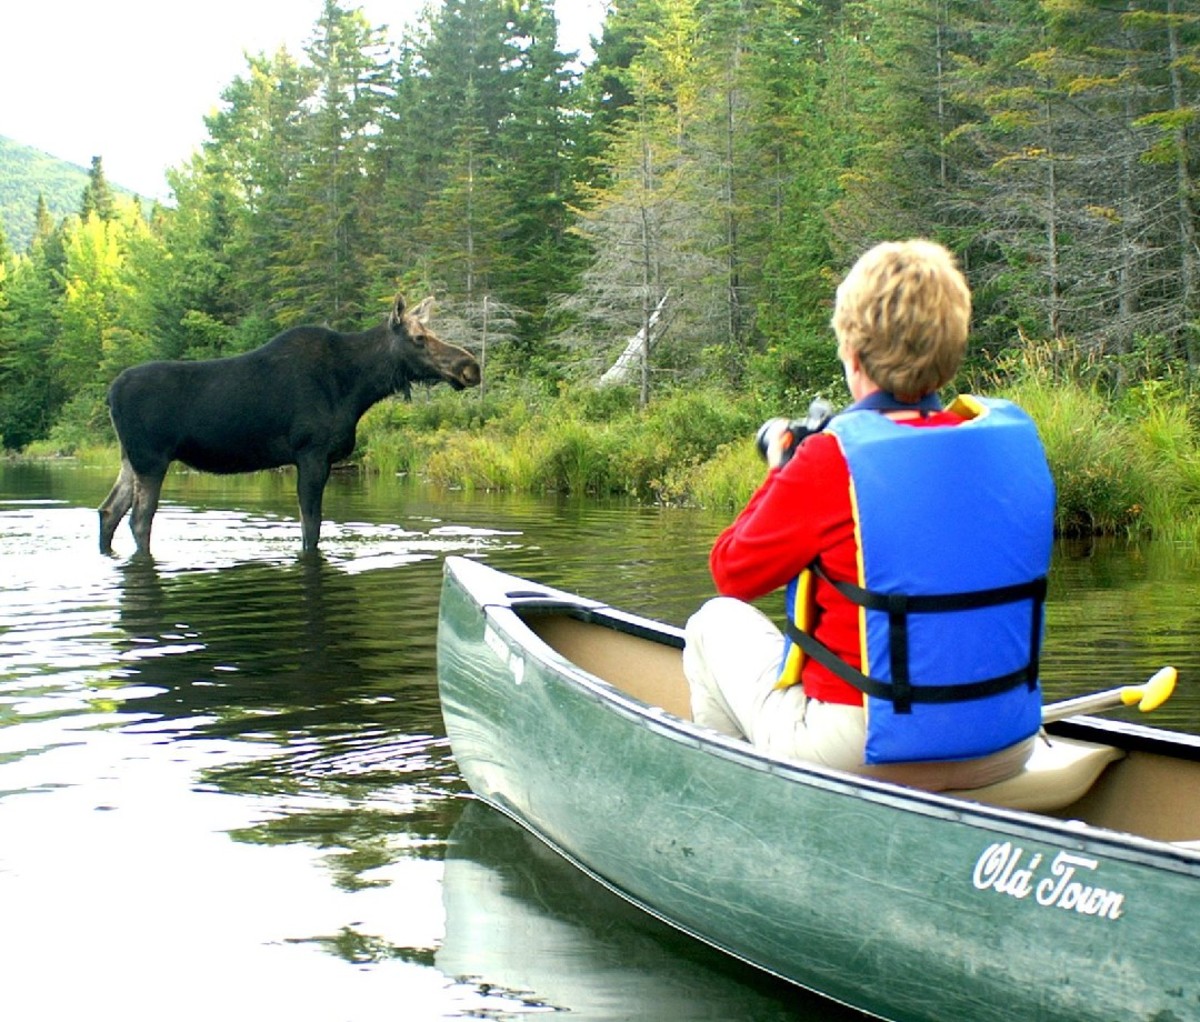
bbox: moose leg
[296,454,332,553]
[129,471,165,557]
[99,458,136,554]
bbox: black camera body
[755,398,835,467]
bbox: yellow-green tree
[52,204,156,444]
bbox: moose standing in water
[99,294,480,557]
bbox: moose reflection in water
[99,294,481,557]
[108,554,448,741]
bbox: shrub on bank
[1002,374,1200,538]
[1002,378,1147,536]
[358,384,759,501]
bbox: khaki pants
[682,597,1032,791]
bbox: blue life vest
[782,395,1054,765]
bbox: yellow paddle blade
[1118,666,1177,712]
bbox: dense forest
[0,0,1197,466]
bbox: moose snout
[427,333,481,390]
[458,358,482,388]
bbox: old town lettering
[972,842,1125,920]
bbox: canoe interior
[524,608,1200,846]
[527,612,693,720]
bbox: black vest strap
[788,568,1047,714]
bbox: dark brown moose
[99,294,480,557]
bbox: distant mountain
[0,136,142,253]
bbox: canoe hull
[436,556,1200,1022]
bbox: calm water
[2,462,1198,1022]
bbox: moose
[99,294,480,557]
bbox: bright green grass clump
[1001,376,1200,538]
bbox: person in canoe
[683,238,1055,790]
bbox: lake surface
[2,462,1197,1021]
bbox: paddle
[1041,666,1177,723]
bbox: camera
[755,397,835,466]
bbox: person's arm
[709,433,852,601]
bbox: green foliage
[1003,376,1147,536]
[559,382,641,423]
[996,359,1200,539]
[745,333,845,415]
[1126,390,1200,530]
[0,244,62,449]
[364,382,760,503]
[639,388,758,470]
[353,369,1200,541]
[684,438,762,511]
[45,381,114,454]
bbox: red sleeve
[709,432,855,600]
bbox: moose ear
[410,296,436,325]
[388,294,407,330]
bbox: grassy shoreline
[354,374,1200,540]
[27,374,1200,541]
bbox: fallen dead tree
[599,290,671,387]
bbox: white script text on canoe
[972,842,1125,920]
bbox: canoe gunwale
[1051,713,1200,759]
[456,559,1200,876]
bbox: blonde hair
[831,239,971,401]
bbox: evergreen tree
[138,155,241,360]
[417,78,513,310]
[204,48,318,328]
[567,43,699,406]
[492,0,586,342]
[383,0,586,367]
[272,0,394,326]
[32,193,56,251]
[744,0,846,373]
[1118,0,1200,363]
[9,0,1200,450]
[0,237,63,449]
[80,156,117,222]
[943,0,1200,363]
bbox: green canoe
[436,555,1200,1022]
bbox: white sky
[0,0,605,201]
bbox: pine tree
[567,43,700,406]
[418,78,513,307]
[1120,0,1200,363]
[80,156,117,222]
[0,235,64,449]
[943,0,1200,363]
[713,0,853,400]
[33,193,55,246]
[492,0,586,339]
[272,0,394,326]
[204,48,318,328]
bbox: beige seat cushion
[945,735,1124,812]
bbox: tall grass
[998,370,1200,539]
[357,383,760,503]
[358,372,1200,538]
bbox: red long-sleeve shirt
[710,411,965,705]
